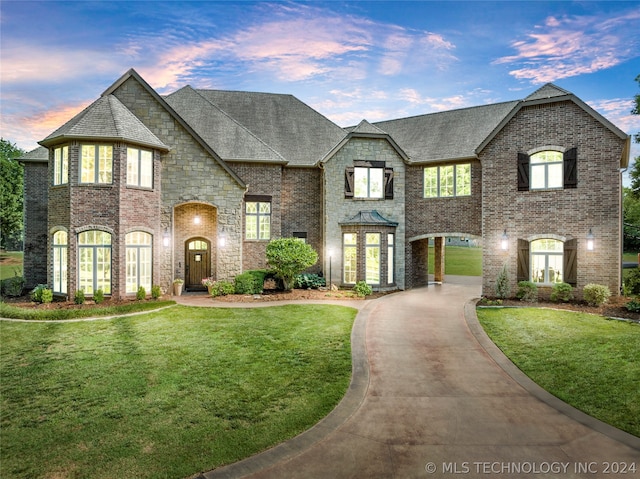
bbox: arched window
[126,232,152,293]
[530,151,563,189]
[78,230,111,295]
[53,230,68,294]
[531,239,563,284]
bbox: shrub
[495,265,510,299]
[246,270,268,292]
[266,238,318,291]
[234,273,259,294]
[74,290,85,305]
[294,273,326,289]
[583,283,611,307]
[550,282,574,302]
[210,280,235,297]
[93,288,105,304]
[136,286,146,300]
[623,268,640,296]
[151,284,162,299]
[30,284,49,303]
[353,281,372,297]
[1,273,24,297]
[515,281,538,302]
[40,288,53,304]
[626,298,640,313]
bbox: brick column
[434,237,445,283]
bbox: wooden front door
[185,238,210,291]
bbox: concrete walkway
[193,277,639,479]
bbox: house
[19,69,630,300]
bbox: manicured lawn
[477,308,640,437]
[428,245,482,276]
[0,251,23,280]
[0,304,356,479]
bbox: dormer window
[80,145,113,184]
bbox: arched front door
[185,238,210,291]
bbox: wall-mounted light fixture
[194,215,201,225]
[219,234,226,248]
[163,230,170,247]
[501,229,509,251]
[586,228,595,251]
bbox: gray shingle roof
[339,210,399,226]
[374,101,519,163]
[193,90,346,166]
[39,95,168,150]
[164,87,285,163]
[525,83,571,101]
[18,146,49,163]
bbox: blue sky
[1,0,639,172]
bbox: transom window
[343,233,357,284]
[53,146,68,185]
[355,167,384,198]
[246,201,271,240]
[531,239,563,284]
[365,233,380,284]
[78,230,112,295]
[530,151,563,190]
[188,240,208,250]
[53,230,68,294]
[127,147,153,188]
[80,145,113,184]
[424,163,471,198]
[126,232,152,294]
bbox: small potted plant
[173,278,184,296]
[201,277,215,294]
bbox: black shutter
[384,168,394,199]
[517,153,529,191]
[517,239,529,282]
[563,147,577,189]
[345,167,354,198]
[563,239,577,286]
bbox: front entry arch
[185,238,210,291]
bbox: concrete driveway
[202,276,639,479]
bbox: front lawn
[477,308,640,437]
[0,304,356,479]
[428,245,482,276]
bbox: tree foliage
[0,138,25,250]
[624,187,640,250]
[629,74,640,198]
[266,238,318,291]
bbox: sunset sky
[1,1,639,174]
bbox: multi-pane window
[80,145,113,184]
[424,163,471,198]
[343,233,357,284]
[530,151,563,189]
[126,232,152,294]
[387,234,394,285]
[53,146,69,185]
[354,167,384,198]
[531,239,563,284]
[78,230,112,295]
[127,147,153,188]
[53,230,68,294]
[365,233,380,284]
[245,202,271,240]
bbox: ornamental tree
[266,238,318,291]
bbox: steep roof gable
[18,146,49,163]
[524,83,572,101]
[39,94,168,150]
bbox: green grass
[0,304,356,479]
[0,299,176,320]
[428,245,482,276]
[477,308,640,437]
[0,251,23,280]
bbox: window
[530,239,563,284]
[293,232,307,243]
[78,230,111,295]
[188,239,208,250]
[126,232,152,294]
[518,148,577,191]
[387,234,394,285]
[365,233,380,284]
[127,147,153,188]
[53,146,68,185]
[355,167,384,198]
[424,164,471,198]
[53,231,68,294]
[343,233,357,284]
[246,201,271,240]
[80,145,113,184]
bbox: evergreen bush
[550,282,574,302]
[353,281,372,297]
[151,285,162,299]
[136,286,146,300]
[515,281,538,302]
[583,283,611,307]
[234,273,259,294]
[74,290,85,305]
[210,280,235,297]
[495,265,510,299]
[1,274,24,297]
[93,288,104,304]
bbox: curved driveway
[201,276,639,479]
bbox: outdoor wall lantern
[194,215,201,225]
[586,228,595,251]
[501,230,509,251]
[219,234,226,248]
[163,230,170,247]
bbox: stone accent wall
[323,137,406,290]
[22,161,49,289]
[282,167,322,274]
[112,77,245,287]
[480,100,624,298]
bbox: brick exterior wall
[481,100,624,298]
[21,161,49,289]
